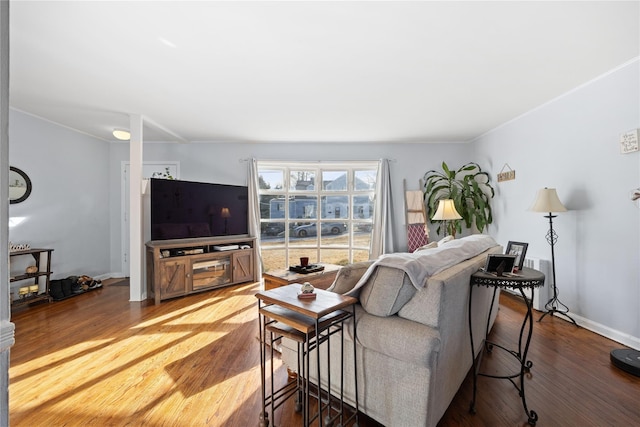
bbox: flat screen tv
[150,178,249,241]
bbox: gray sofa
[280,234,502,427]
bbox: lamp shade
[530,188,567,213]
[432,199,462,220]
[220,207,231,218]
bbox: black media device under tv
[150,178,249,240]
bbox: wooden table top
[255,283,356,320]
[262,263,342,281]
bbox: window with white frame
[257,161,378,272]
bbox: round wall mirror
[9,166,32,204]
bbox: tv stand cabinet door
[232,250,254,284]
[158,259,189,300]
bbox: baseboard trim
[577,316,640,351]
[94,272,127,281]
[562,312,640,351]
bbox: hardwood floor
[9,280,640,426]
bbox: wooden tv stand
[146,235,257,304]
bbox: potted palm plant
[423,161,495,237]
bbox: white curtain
[370,159,395,258]
[247,158,263,280]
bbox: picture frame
[484,254,517,275]
[9,166,32,204]
[506,241,528,271]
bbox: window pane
[260,195,283,220]
[261,221,286,239]
[352,250,370,263]
[260,236,285,251]
[353,221,372,233]
[353,195,374,219]
[261,249,287,273]
[258,169,284,190]
[289,249,317,267]
[352,227,372,249]
[320,235,348,247]
[355,170,377,190]
[290,222,318,246]
[320,249,350,266]
[322,171,347,191]
[290,170,316,191]
[321,196,349,219]
[320,223,348,246]
[288,197,317,219]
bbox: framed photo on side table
[506,241,528,271]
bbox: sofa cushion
[397,279,443,329]
[359,266,417,316]
[356,308,441,367]
[327,261,373,294]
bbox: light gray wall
[473,59,640,347]
[108,141,474,274]
[9,110,111,280]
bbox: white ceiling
[8,1,640,143]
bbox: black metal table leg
[352,305,359,427]
[258,301,269,427]
[517,285,538,425]
[468,281,477,414]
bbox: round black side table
[468,267,545,426]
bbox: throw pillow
[327,261,373,294]
[359,266,417,317]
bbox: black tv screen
[150,178,249,240]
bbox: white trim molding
[556,312,640,351]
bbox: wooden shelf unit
[146,235,257,304]
[10,248,54,309]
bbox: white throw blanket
[346,234,497,297]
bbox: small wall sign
[620,129,639,154]
[497,164,516,182]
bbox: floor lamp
[432,199,462,237]
[530,188,578,326]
